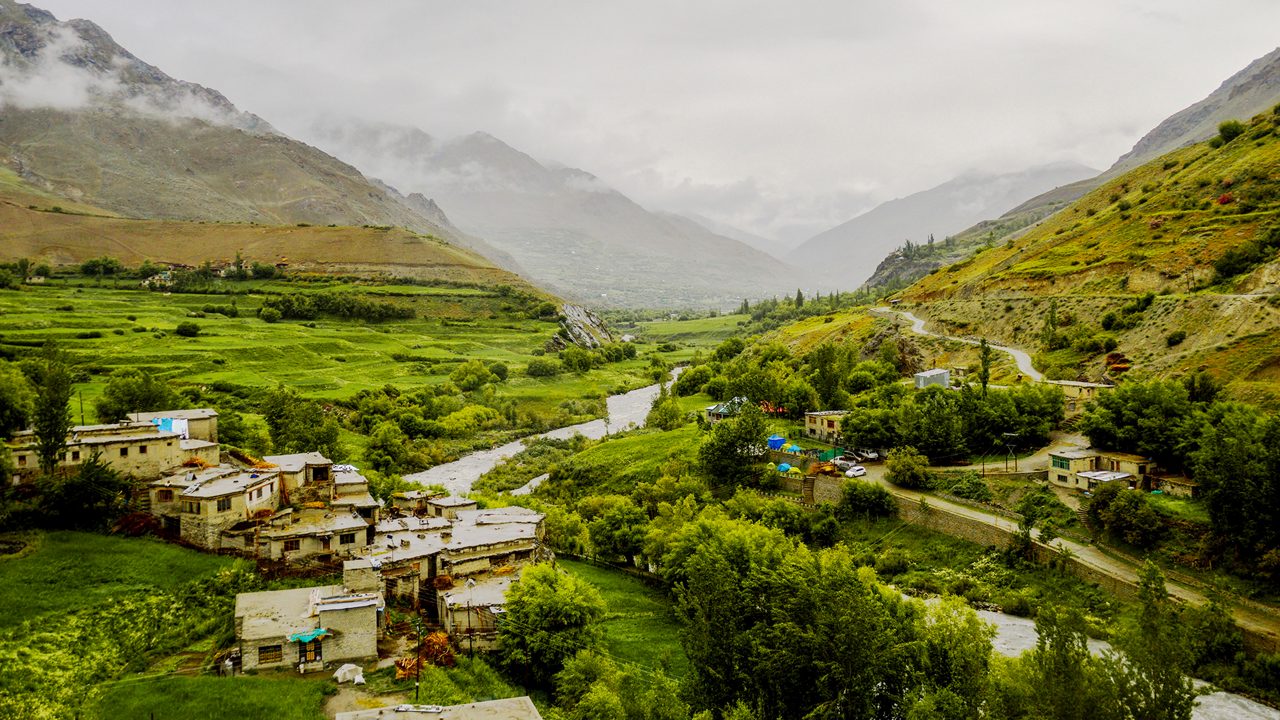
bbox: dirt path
[871,306,1044,381]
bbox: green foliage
[526,357,563,377]
[1213,224,1280,280]
[838,478,897,519]
[259,306,282,323]
[93,368,180,423]
[259,385,345,459]
[1078,379,1192,468]
[450,359,499,391]
[1102,563,1196,720]
[935,471,993,503]
[672,365,713,396]
[260,291,415,322]
[885,446,933,489]
[90,676,328,720]
[173,320,200,337]
[697,404,767,488]
[496,563,607,687]
[30,344,73,475]
[0,360,35,438]
[561,346,596,373]
[79,256,124,278]
[1218,119,1247,144]
[1083,484,1162,548]
[646,383,687,431]
[1165,330,1187,347]
[711,337,746,362]
[36,454,132,530]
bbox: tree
[39,452,131,529]
[561,346,596,373]
[978,338,993,397]
[31,345,74,476]
[587,499,649,564]
[259,385,345,459]
[496,563,606,687]
[1078,380,1192,468]
[1021,605,1121,720]
[885,446,932,489]
[794,288,804,307]
[450,359,498,391]
[366,420,411,474]
[174,321,200,337]
[93,368,180,423]
[697,404,767,488]
[0,361,35,438]
[1218,119,1246,144]
[1103,562,1196,720]
[646,383,686,431]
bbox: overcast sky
[34,0,1280,242]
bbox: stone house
[129,408,219,443]
[426,494,478,519]
[234,560,384,672]
[437,575,513,652]
[1048,448,1152,491]
[262,452,333,495]
[390,489,438,514]
[253,508,372,561]
[171,468,283,549]
[1044,380,1114,415]
[803,410,848,444]
[7,420,216,484]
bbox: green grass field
[560,559,688,678]
[0,282,662,420]
[542,425,704,500]
[91,675,329,720]
[0,531,239,629]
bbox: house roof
[180,438,218,451]
[332,491,381,510]
[130,408,219,421]
[260,508,368,539]
[804,410,848,417]
[334,697,542,720]
[153,466,238,489]
[262,452,332,472]
[1098,450,1150,463]
[182,469,279,499]
[1079,470,1132,483]
[375,516,450,534]
[363,531,448,565]
[429,495,478,508]
[440,575,513,609]
[914,368,950,378]
[706,396,749,415]
[236,584,380,641]
[1050,449,1098,460]
[447,511,540,552]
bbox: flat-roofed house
[234,560,384,672]
[914,368,950,390]
[8,421,193,484]
[177,468,282,549]
[426,495,478,520]
[440,508,545,578]
[803,410,848,444]
[437,575,512,652]
[1044,380,1114,415]
[130,408,219,443]
[256,508,372,561]
[262,452,333,494]
[1048,448,1152,491]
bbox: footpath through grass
[0,531,238,629]
[560,559,688,678]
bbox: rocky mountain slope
[1109,46,1280,175]
[304,118,802,308]
[897,109,1280,405]
[793,163,1098,290]
[0,0,516,271]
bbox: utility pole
[414,612,423,701]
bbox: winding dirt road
[872,306,1044,381]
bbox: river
[401,375,672,496]
[978,609,1278,719]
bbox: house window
[283,539,301,552]
[138,445,147,455]
[827,420,835,429]
[120,447,128,457]
[71,451,80,461]
[157,489,174,503]
[183,501,201,514]
[299,639,323,663]
[339,533,356,545]
[258,645,283,664]
[216,498,232,512]
[16,455,25,467]
[321,537,331,550]
[1051,457,1070,470]
[245,535,254,547]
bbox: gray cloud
[31,0,1280,242]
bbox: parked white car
[844,466,867,478]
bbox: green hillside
[893,108,1280,403]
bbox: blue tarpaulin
[777,463,791,473]
[288,628,331,643]
[767,435,786,450]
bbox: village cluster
[6,407,551,693]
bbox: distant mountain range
[304,119,801,307]
[0,0,516,271]
[792,163,1099,288]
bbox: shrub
[839,479,896,518]
[885,446,932,489]
[75,331,103,339]
[526,358,562,377]
[259,307,282,323]
[1218,119,1246,144]
[1116,199,1132,212]
[174,321,200,337]
[1166,330,1187,347]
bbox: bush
[75,330,103,339]
[526,358,562,377]
[838,479,896,518]
[1218,119,1246,144]
[884,446,932,489]
[1166,330,1187,347]
[174,321,200,337]
[259,307,282,323]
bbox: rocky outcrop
[546,304,614,351]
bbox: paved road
[856,462,1280,651]
[871,307,1044,381]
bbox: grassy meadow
[0,280,665,421]
[560,559,688,678]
